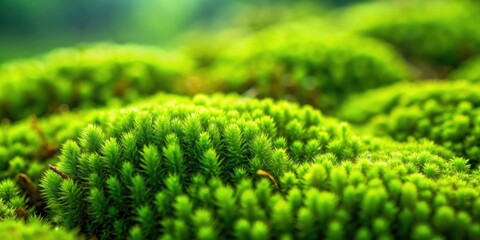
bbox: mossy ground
[2,1,480,239]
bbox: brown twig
[89,235,99,240]
[31,116,59,159]
[256,169,279,189]
[17,174,40,199]
[16,173,46,216]
[14,207,28,222]
[48,164,69,180]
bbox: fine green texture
[450,56,480,82]
[204,21,411,112]
[0,179,28,221]
[41,94,464,239]
[0,220,79,240]
[0,113,89,183]
[4,2,480,239]
[41,94,358,238]
[0,94,187,183]
[0,43,194,122]
[336,0,480,75]
[0,94,195,220]
[339,80,480,165]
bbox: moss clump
[161,156,479,240]
[40,94,464,239]
[450,56,480,83]
[40,94,358,238]
[202,21,411,112]
[0,43,194,122]
[339,80,480,165]
[0,220,79,240]
[0,179,28,221]
[0,178,47,222]
[336,0,480,76]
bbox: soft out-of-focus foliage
[0,43,194,122]
[178,3,325,71]
[0,220,79,240]
[450,56,480,82]
[0,0,357,62]
[334,0,480,78]
[339,81,480,165]
[198,21,411,112]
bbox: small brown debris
[256,169,279,189]
[31,115,59,159]
[16,173,45,215]
[48,164,70,180]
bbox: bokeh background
[0,0,367,62]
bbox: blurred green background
[0,0,366,63]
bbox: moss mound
[339,81,480,164]
[336,0,480,76]
[38,93,471,239]
[450,56,480,82]
[201,21,411,112]
[0,43,194,122]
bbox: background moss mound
[201,21,411,112]
[335,0,480,77]
[0,220,79,240]
[0,43,194,122]
[339,81,480,164]
[450,56,480,82]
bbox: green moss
[40,94,465,239]
[203,21,411,112]
[1,96,200,226]
[339,80,480,165]
[336,0,480,75]
[450,56,480,82]
[0,178,45,223]
[0,220,80,240]
[0,93,194,184]
[2,3,480,239]
[0,43,194,122]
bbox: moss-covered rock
[0,43,194,122]
[339,80,480,165]
[335,0,480,77]
[200,21,411,112]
